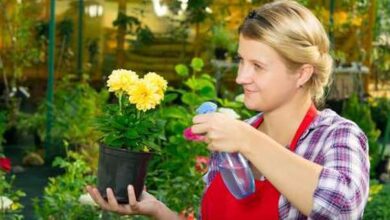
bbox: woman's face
[236,35,299,112]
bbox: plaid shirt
[202,108,370,219]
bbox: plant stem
[119,92,123,115]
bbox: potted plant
[95,69,167,203]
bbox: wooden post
[363,0,377,95]
[116,0,127,67]
[77,0,84,78]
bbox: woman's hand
[86,185,163,217]
[191,112,254,153]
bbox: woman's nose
[236,66,252,85]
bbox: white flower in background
[79,193,97,206]
[218,107,240,119]
[235,94,244,103]
[0,196,13,210]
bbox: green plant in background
[16,74,108,165]
[341,94,381,178]
[210,24,235,59]
[113,12,154,49]
[0,111,7,153]
[0,0,40,128]
[147,57,249,216]
[371,0,390,87]
[49,75,108,150]
[0,172,25,219]
[364,180,390,219]
[0,154,25,219]
[369,97,390,138]
[32,148,138,220]
[0,111,25,219]
[35,18,76,74]
[147,57,215,214]
[33,150,99,220]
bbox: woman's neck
[259,95,313,146]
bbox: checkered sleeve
[309,121,370,219]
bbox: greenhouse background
[0,0,389,219]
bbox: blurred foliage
[371,0,390,85]
[0,171,25,219]
[147,57,250,216]
[33,150,99,219]
[0,0,40,86]
[147,57,216,214]
[341,94,381,178]
[16,75,108,165]
[0,111,7,154]
[113,12,154,49]
[368,97,390,138]
[0,0,40,131]
[364,181,390,220]
[33,149,143,220]
[35,18,76,74]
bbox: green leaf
[144,141,161,152]
[163,93,178,103]
[199,86,216,99]
[184,77,198,91]
[190,57,204,72]
[125,129,139,139]
[161,106,189,119]
[174,64,189,77]
[181,93,202,107]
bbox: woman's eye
[254,63,262,70]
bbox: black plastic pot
[97,144,152,203]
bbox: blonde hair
[239,0,333,106]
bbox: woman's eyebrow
[236,52,267,66]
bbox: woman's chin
[244,99,260,111]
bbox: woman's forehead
[238,36,281,64]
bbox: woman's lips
[244,89,257,94]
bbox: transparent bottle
[218,152,255,199]
[196,102,255,199]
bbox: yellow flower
[107,69,139,93]
[128,79,162,111]
[144,72,168,95]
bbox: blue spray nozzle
[196,101,218,115]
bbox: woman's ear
[296,64,314,88]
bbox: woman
[87,1,369,219]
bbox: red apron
[201,105,318,220]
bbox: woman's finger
[87,186,110,210]
[106,188,120,211]
[192,114,209,124]
[128,185,140,213]
[191,123,209,134]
